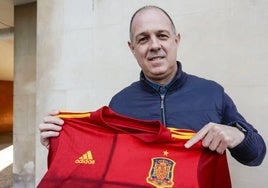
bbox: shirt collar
[140,61,183,95]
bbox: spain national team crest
[146,157,176,188]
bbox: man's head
[129,6,177,42]
[128,6,180,85]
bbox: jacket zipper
[160,94,167,126]
[143,80,168,126]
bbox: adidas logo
[75,150,95,165]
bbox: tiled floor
[0,132,13,188]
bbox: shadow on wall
[0,81,13,133]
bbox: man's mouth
[148,56,164,61]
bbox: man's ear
[175,33,181,45]
[128,41,135,55]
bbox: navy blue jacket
[109,62,266,166]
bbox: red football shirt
[38,106,231,188]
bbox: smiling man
[128,7,180,85]
[110,6,266,164]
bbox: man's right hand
[39,110,64,149]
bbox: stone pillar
[13,2,36,187]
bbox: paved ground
[0,165,12,188]
[0,132,13,188]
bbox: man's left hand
[184,122,245,154]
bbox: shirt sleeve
[222,92,266,166]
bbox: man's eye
[159,34,168,39]
[138,37,148,43]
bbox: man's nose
[149,37,161,51]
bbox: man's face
[128,8,180,85]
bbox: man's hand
[184,122,245,154]
[39,110,64,149]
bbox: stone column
[13,2,36,187]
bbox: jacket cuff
[229,130,256,162]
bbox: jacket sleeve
[222,92,266,166]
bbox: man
[39,6,266,166]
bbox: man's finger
[46,109,60,116]
[184,124,210,148]
[43,116,64,125]
[39,123,63,132]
